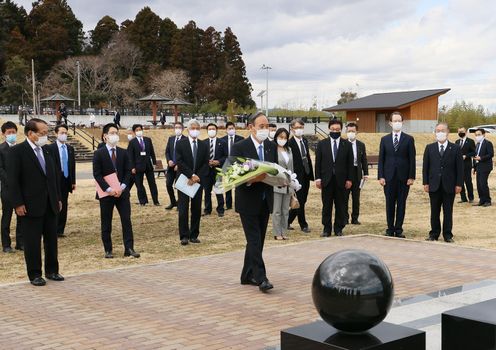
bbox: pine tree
[158,17,178,69]
[89,15,119,54]
[126,7,162,64]
[196,26,223,102]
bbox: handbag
[290,193,300,209]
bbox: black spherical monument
[312,249,394,333]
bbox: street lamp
[260,64,271,117]
[76,60,81,114]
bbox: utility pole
[257,90,266,111]
[31,59,36,116]
[77,60,81,114]
[260,64,271,117]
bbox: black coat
[175,138,210,179]
[203,137,228,176]
[378,132,416,181]
[165,135,187,165]
[455,137,476,168]
[350,139,369,181]
[45,142,76,193]
[422,142,464,193]
[6,140,61,217]
[314,137,354,188]
[231,137,277,215]
[288,136,314,182]
[473,139,494,173]
[127,136,156,172]
[93,145,132,199]
[0,142,11,198]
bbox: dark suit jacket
[288,137,314,182]
[315,137,354,188]
[378,132,416,181]
[203,137,228,176]
[221,135,244,148]
[231,137,277,215]
[422,142,463,193]
[45,142,76,193]
[127,136,156,173]
[455,137,476,168]
[165,135,187,165]
[6,140,61,217]
[473,139,494,173]
[0,142,11,198]
[175,138,210,179]
[350,139,369,181]
[93,145,132,200]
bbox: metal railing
[314,124,328,139]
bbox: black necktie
[192,140,198,171]
[393,135,399,152]
[440,144,445,157]
[332,140,338,162]
[229,136,234,155]
[209,139,214,160]
[300,140,310,174]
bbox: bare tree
[102,32,142,79]
[149,68,189,99]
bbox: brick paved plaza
[1,234,496,349]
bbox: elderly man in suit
[315,119,354,237]
[473,128,494,206]
[7,118,63,286]
[202,123,228,217]
[165,122,187,210]
[455,127,476,203]
[344,122,368,225]
[378,111,416,238]
[175,119,210,245]
[93,123,140,259]
[232,112,277,292]
[0,121,22,252]
[287,118,314,233]
[46,124,76,238]
[423,122,463,243]
[221,121,244,210]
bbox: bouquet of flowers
[214,157,301,193]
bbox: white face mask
[107,134,119,146]
[34,135,48,147]
[391,121,403,131]
[207,129,217,138]
[347,132,356,141]
[227,129,236,136]
[57,134,68,143]
[277,138,287,147]
[135,130,143,137]
[435,132,447,142]
[476,135,484,143]
[189,129,200,139]
[269,131,276,139]
[294,129,304,137]
[174,128,183,136]
[256,129,269,142]
[127,134,133,141]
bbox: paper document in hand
[95,173,120,199]
[359,178,366,189]
[175,174,201,198]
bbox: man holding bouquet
[231,112,277,292]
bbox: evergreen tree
[126,7,162,64]
[196,26,223,102]
[158,17,178,68]
[89,15,119,53]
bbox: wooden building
[323,88,450,132]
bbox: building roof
[323,88,450,112]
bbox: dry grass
[1,128,496,284]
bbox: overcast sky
[15,0,496,111]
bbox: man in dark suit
[344,122,368,225]
[45,124,76,238]
[455,127,476,203]
[221,121,244,210]
[0,121,22,253]
[378,112,416,238]
[202,123,228,217]
[127,124,159,206]
[288,118,314,233]
[175,119,210,245]
[165,122,186,210]
[315,119,354,237]
[232,112,277,292]
[423,122,463,242]
[7,118,63,286]
[93,123,140,259]
[473,128,494,206]
[113,110,121,128]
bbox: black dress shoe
[444,238,455,243]
[425,237,437,241]
[3,247,14,253]
[189,238,201,244]
[57,233,66,238]
[165,204,176,210]
[351,220,361,225]
[395,233,406,238]
[104,251,113,259]
[46,273,64,281]
[287,226,295,231]
[482,202,492,207]
[241,278,258,286]
[180,238,189,245]
[15,245,24,251]
[226,206,232,210]
[321,232,330,237]
[139,203,147,206]
[473,203,483,206]
[335,232,344,236]
[124,248,140,258]
[202,212,211,216]
[31,277,46,286]
[301,226,311,233]
[218,212,224,217]
[259,280,274,292]
[153,202,161,206]
[385,232,394,237]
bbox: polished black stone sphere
[312,249,394,333]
